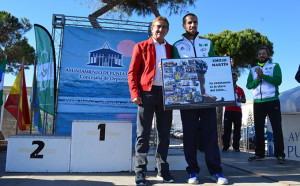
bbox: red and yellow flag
[4,64,31,131]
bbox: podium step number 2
[6,135,71,172]
[30,140,45,159]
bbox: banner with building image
[56,26,147,136]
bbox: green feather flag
[0,56,7,106]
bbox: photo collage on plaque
[163,58,207,105]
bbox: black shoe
[157,172,175,183]
[222,148,229,152]
[277,157,286,164]
[248,155,265,161]
[135,171,146,185]
[234,149,240,152]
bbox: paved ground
[0,149,300,186]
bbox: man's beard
[258,57,269,63]
[186,31,197,38]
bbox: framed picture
[161,56,236,110]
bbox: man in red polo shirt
[222,73,246,152]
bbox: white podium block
[6,135,71,172]
[70,120,132,172]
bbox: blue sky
[1,0,300,101]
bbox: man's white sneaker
[187,173,199,184]
[211,173,228,185]
[157,172,175,183]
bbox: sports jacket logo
[199,43,208,47]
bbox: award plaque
[161,56,236,110]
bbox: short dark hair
[257,46,271,56]
[183,13,197,24]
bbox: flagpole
[15,57,25,135]
[43,111,46,134]
[30,56,37,134]
[45,112,48,134]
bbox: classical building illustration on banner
[161,56,236,110]
[88,43,123,68]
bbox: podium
[5,121,132,172]
[5,120,187,172]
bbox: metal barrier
[149,110,256,152]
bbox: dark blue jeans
[135,86,172,175]
[180,108,222,175]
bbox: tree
[247,110,254,127]
[0,11,35,74]
[87,0,197,27]
[203,29,273,74]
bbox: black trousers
[180,108,222,175]
[222,111,242,150]
[254,100,285,158]
[135,86,172,174]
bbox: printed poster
[161,56,236,110]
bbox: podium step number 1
[70,120,132,172]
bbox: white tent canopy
[279,86,300,113]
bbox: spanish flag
[4,63,30,131]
